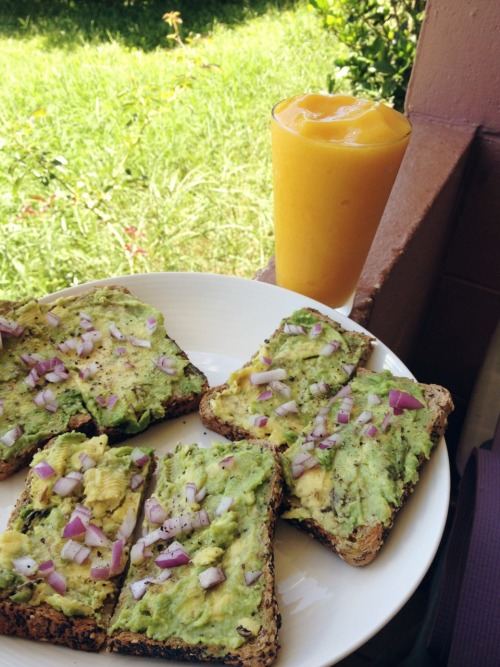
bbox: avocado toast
[107,440,283,666]
[199,308,373,449]
[280,368,453,565]
[0,432,155,650]
[0,285,208,479]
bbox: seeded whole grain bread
[280,368,454,566]
[107,440,284,666]
[0,433,156,651]
[199,307,374,448]
[0,285,208,479]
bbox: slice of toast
[0,432,155,651]
[199,308,373,450]
[280,368,454,565]
[0,285,208,479]
[107,440,283,666]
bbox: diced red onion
[131,447,149,467]
[309,381,329,396]
[76,339,93,358]
[82,330,102,343]
[24,367,39,388]
[248,413,268,428]
[244,569,262,586]
[85,523,109,548]
[155,541,190,568]
[191,509,211,529]
[33,460,56,479]
[309,323,323,338]
[19,353,44,367]
[219,455,235,470]
[130,577,153,600]
[109,322,125,340]
[0,316,24,337]
[275,399,298,417]
[110,539,124,576]
[381,412,393,432]
[367,393,382,406]
[107,394,119,410]
[38,560,55,577]
[215,496,234,516]
[61,539,91,565]
[356,410,373,424]
[115,346,127,356]
[250,368,287,385]
[130,473,143,490]
[1,425,22,448]
[71,504,92,524]
[185,482,197,504]
[145,497,167,524]
[337,395,354,424]
[90,559,111,580]
[343,364,356,375]
[46,311,61,327]
[47,570,66,594]
[330,384,352,402]
[318,433,343,449]
[154,355,176,374]
[389,389,424,410]
[319,340,340,356]
[117,506,137,542]
[79,452,96,470]
[199,566,225,589]
[52,475,81,497]
[128,335,151,348]
[66,470,84,482]
[62,516,87,539]
[363,424,379,438]
[12,556,38,577]
[195,486,207,503]
[261,355,272,365]
[78,361,99,380]
[269,380,291,398]
[146,317,157,333]
[283,323,306,335]
[291,452,318,478]
[257,389,273,402]
[0,399,3,418]
[58,337,78,353]
[34,388,59,412]
[130,540,150,565]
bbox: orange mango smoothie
[271,93,412,308]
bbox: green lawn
[0,1,343,300]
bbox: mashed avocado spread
[281,370,433,538]
[0,287,206,464]
[210,309,371,447]
[0,432,154,620]
[110,441,278,652]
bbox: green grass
[0,1,343,300]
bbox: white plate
[0,272,450,667]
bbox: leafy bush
[309,0,426,110]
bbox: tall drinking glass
[271,93,412,311]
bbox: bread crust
[107,441,283,666]
[199,308,373,448]
[281,372,454,566]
